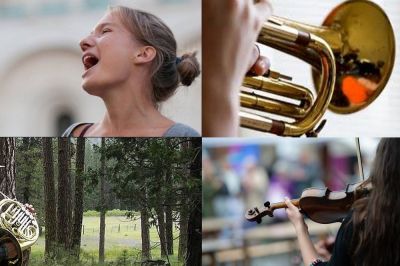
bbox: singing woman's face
[79,11,143,96]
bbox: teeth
[82,55,98,70]
[83,56,94,64]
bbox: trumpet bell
[314,0,395,114]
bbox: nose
[79,34,95,52]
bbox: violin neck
[271,199,300,211]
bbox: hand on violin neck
[285,197,307,231]
[285,197,320,266]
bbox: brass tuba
[0,193,39,265]
[241,0,395,136]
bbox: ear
[133,46,156,64]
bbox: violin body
[245,181,370,224]
[299,186,354,224]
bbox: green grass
[83,209,139,217]
[30,215,183,265]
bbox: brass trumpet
[241,0,395,136]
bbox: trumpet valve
[266,70,293,81]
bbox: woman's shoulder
[61,122,93,137]
[62,122,199,137]
[163,123,200,137]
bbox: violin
[245,181,371,224]
[246,138,371,225]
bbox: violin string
[355,138,365,181]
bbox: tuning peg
[256,218,262,224]
[247,209,255,216]
[264,201,270,208]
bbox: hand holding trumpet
[203,0,272,137]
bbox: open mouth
[82,54,99,71]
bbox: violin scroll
[245,201,275,224]
[246,199,301,224]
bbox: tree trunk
[99,138,106,264]
[178,140,190,261]
[165,205,173,255]
[0,138,16,198]
[67,141,74,249]
[156,207,167,257]
[165,165,174,255]
[21,138,32,203]
[178,206,189,261]
[72,138,85,257]
[0,138,32,266]
[57,138,71,250]
[140,206,151,260]
[42,138,57,258]
[185,138,201,266]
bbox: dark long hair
[352,138,400,265]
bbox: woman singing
[285,138,400,266]
[62,6,200,137]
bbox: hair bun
[177,52,200,86]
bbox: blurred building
[0,0,201,135]
[241,0,400,137]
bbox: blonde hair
[109,6,200,103]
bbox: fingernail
[259,61,266,70]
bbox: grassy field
[30,215,183,265]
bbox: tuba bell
[241,0,395,136]
[0,193,39,266]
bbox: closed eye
[101,28,112,34]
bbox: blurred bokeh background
[202,138,379,266]
[241,0,400,137]
[0,0,200,136]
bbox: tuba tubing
[0,195,39,265]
